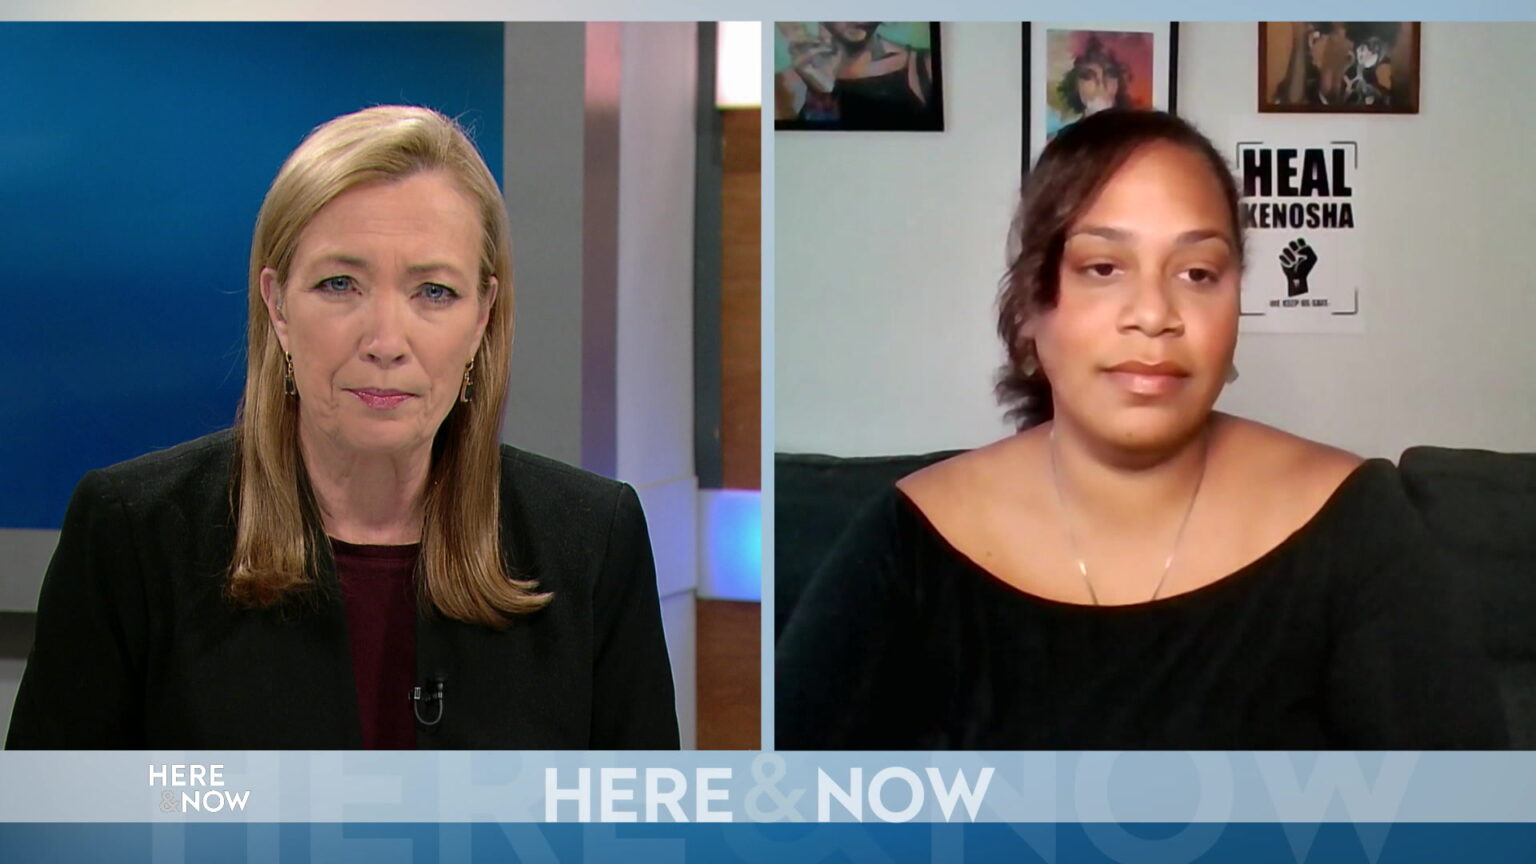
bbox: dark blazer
[5,431,680,749]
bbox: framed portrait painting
[774,22,944,131]
[1258,22,1420,113]
[1024,22,1179,171]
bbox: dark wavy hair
[995,110,1244,428]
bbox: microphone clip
[409,678,445,726]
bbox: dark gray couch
[776,446,1536,747]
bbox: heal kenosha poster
[1235,131,1366,334]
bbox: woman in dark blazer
[7,106,679,749]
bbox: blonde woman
[8,106,678,749]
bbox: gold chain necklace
[1047,425,1209,605]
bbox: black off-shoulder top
[776,459,1508,750]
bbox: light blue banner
[1,752,1532,824]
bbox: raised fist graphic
[1279,238,1318,297]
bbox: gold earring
[283,353,297,397]
[459,359,475,403]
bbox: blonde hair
[229,105,550,627]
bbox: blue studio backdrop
[0,22,504,529]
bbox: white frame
[1027,22,1177,169]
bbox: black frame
[1257,22,1419,114]
[775,22,945,132]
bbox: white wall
[775,23,1021,455]
[776,22,1536,459]
[1188,23,1536,457]
[502,22,588,467]
[615,22,700,749]
[505,21,702,747]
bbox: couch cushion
[774,451,961,638]
[1399,446,1536,747]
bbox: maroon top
[331,538,419,750]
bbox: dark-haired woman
[776,109,1506,750]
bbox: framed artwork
[1024,22,1179,171]
[1258,22,1420,113]
[773,22,944,131]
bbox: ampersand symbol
[744,754,805,822]
[159,790,178,813]
[1279,237,1318,297]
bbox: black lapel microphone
[409,677,446,726]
